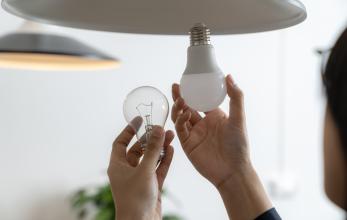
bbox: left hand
[108,118,175,220]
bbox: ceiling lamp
[0,21,120,70]
[1,0,306,35]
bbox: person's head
[323,27,347,210]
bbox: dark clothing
[255,208,281,220]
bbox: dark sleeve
[254,208,281,220]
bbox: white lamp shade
[2,0,306,35]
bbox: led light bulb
[123,86,169,155]
[180,23,227,112]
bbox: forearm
[116,213,141,220]
[218,164,273,220]
[116,211,158,220]
[115,205,157,220]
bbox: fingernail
[151,126,164,138]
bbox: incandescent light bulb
[123,86,169,155]
[180,23,227,112]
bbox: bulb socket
[189,23,211,46]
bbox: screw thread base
[190,23,211,46]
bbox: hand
[172,75,272,220]
[108,119,175,220]
[171,74,250,188]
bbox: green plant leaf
[72,190,93,208]
[78,209,87,219]
[163,214,183,220]
[95,208,114,220]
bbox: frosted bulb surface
[180,72,226,112]
[123,86,169,146]
[180,24,227,112]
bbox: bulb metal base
[190,23,211,46]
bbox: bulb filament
[136,102,154,147]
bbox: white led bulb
[180,23,226,112]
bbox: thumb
[226,74,245,126]
[140,126,165,171]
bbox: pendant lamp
[1,0,306,35]
[0,21,120,70]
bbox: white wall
[0,1,347,219]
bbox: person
[107,27,347,220]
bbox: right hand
[172,75,273,220]
[171,74,252,189]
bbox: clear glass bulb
[180,23,227,112]
[123,86,169,152]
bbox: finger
[171,98,195,128]
[140,126,166,171]
[226,74,245,126]
[172,84,202,124]
[163,130,175,147]
[171,97,185,122]
[128,116,143,132]
[175,111,191,143]
[126,141,144,167]
[203,108,223,115]
[172,83,182,102]
[111,122,137,162]
[156,145,174,189]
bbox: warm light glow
[0,53,120,71]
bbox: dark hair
[324,27,347,154]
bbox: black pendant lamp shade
[0,24,120,70]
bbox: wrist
[116,211,156,220]
[217,164,273,220]
[216,161,254,192]
[217,162,255,193]
[116,203,160,220]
